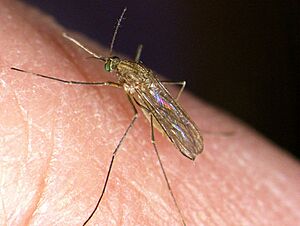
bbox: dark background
[23,0,299,158]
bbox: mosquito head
[104,56,120,72]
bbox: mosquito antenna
[109,7,127,55]
[62,33,106,61]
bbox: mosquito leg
[62,33,105,60]
[10,67,122,88]
[161,81,186,101]
[134,44,143,63]
[150,115,186,226]
[132,97,149,112]
[82,94,138,226]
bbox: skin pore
[0,1,299,225]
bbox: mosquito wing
[137,73,204,160]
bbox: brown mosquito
[11,7,203,226]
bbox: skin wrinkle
[129,180,175,224]
[13,58,69,224]
[115,200,123,226]
[185,154,242,225]
[263,180,297,221]
[7,43,63,224]
[1,83,34,224]
[182,184,208,223]
[136,146,180,222]
[0,171,8,226]
[103,156,177,225]
[214,163,250,220]
[101,171,141,224]
[26,115,56,225]
[218,172,252,223]
[109,178,130,224]
[204,200,227,226]
[11,85,30,160]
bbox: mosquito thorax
[104,56,120,72]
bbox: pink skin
[0,1,299,226]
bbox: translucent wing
[136,73,204,160]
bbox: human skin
[0,1,299,226]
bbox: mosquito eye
[104,62,112,72]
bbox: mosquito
[11,7,203,226]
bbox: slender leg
[62,33,105,60]
[161,81,186,101]
[64,8,127,59]
[134,44,143,63]
[10,67,122,88]
[83,95,138,226]
[132,97,149,111]
[150,115,186,226]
